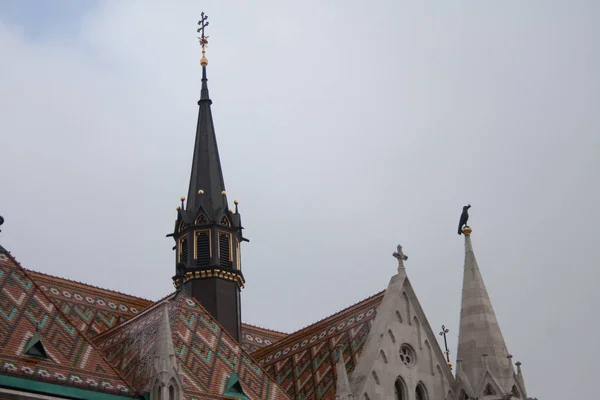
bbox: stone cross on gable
[393,244,408,270]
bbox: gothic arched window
[169,384,175,400]
[394,378,407,400]
[415,382,427,400]
[196,214,208,225]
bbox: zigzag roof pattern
[25,269,153,338]
[252,291,385,400]
[242,323,289,353]
[25,269,287,354]
[0,250,136,397]
[93,294,292,399]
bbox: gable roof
[25,269,284,355]
[251,291,385,400]
[25,269,153,338]
[0,250,137,398]
[93,293,292,400]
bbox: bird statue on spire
[457,204,471,235]
[0,215,4,233]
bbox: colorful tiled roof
[25,269,278,354]
[243,323,289,353]
[252,291,385,400]
[93,293,292,400]
[26,269,153,338]
[0,251,137,397]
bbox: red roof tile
[93,294,292,399]
[251,291,385,400]
[0,251,137,397]
[242,323,289,353]
[26,269,153,338]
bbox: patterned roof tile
[26,269,153,338]
[251,291,385,400]
[0,251,137,397]
[93,293,292,399]
[25,269,288,354]
[242,323,289,353]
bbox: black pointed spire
[167,16,246,343]
[185,65,228,218]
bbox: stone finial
[392,245,408,272]
[507,354,514,373]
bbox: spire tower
[168,15,247,343]
[456,224,527,398]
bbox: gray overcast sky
[1,1,598,399]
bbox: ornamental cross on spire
[439,325,452,369]
[393,244,408,270]
[197,12,209,52]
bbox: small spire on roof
[197,12,209,67]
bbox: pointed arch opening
[168,384,175,400]
[459,390,469,400]
[511,385,521,398]
[395,310,403,323]
[394,377,407,400]
[219,215,231,226]
[415,382,428,400]
[379,349,388,364]
[388,329,396,343]
[413,316,422,349]
[424,340,434,375]
[196,213,208,225]
[436,365,445,397]
[155,383,163,400]
[402,292,411,325]
[484,384,495,396]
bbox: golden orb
[198,189,204,195]
[221,190,226,195]
[200,56,208,67]
[176,206,181,211]
[234,200,239,205]
[180,196,185,201]
[462,226,472,236]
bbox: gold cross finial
[197,12,209,66]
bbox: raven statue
[457,205,471,235]
[0,215,3,233]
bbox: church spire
[456,225,526,397]
[186,13,226,217]
[168,15,246,343]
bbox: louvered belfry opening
[179,237,189,264]
[219,232,232,268]
[195,230,210,266]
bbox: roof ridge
[92,292,176,341]
[181,295,292,400]
[241,322,289,336]
[287,290,385,336]
[252,290,385,358]
[25,268,153,304]
[3,251,139,396]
